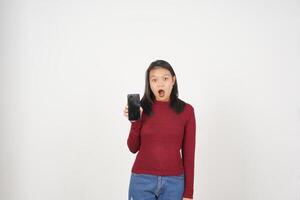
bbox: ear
[172,76,176,85]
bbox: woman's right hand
[123,105,143,122]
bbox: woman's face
[149,67,176,102]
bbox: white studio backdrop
[1,0,300,200]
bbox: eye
[151,79,157,82]
[164,77,169,80]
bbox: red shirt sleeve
[182,105,196,198]
[127,114,143,153]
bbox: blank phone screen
[127,94,140,121]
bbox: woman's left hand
[183,198,193,200]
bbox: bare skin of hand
[123,105,143,121]
[183,198,193,200]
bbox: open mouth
[158,89,165,97]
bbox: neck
[154,99,170,105]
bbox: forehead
[149,67,172,78]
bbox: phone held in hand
[127,94,141,121]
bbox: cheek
[168,83,173,90]
[149,84,156,92]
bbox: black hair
[141,59,186,116]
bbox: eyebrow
[150,74,171,78]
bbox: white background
[1,0,300,200]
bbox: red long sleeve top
[127,100,196,198]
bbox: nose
[157,82,164,88]
[157,78,164,86]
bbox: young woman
[123,60,196,200]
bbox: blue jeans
[128,172,185,200]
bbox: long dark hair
[141,60,186,116]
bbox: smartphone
[127,93,141,121]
